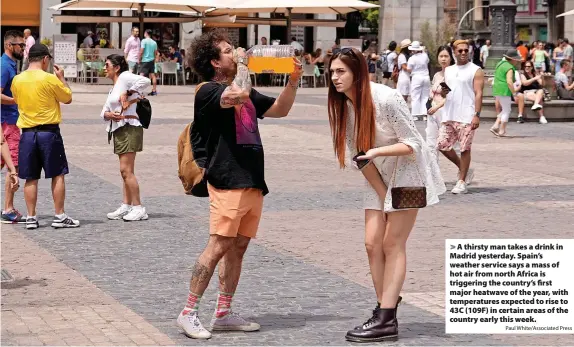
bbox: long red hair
[327,48,375,168]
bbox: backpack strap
[195,81,209,94]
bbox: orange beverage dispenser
[246,45,295,74]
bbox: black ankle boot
[353,296,402,330]
[345,307,398,343]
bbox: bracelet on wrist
[288,79,299,89]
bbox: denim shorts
[18,125,69,180]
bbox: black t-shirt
[519,73,542,92]
[192,82,276,195]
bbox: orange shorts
[208,183,264,238]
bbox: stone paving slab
[1,226,174,346]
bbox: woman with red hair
[327,47,445,342]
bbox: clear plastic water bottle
[245,45,295,74]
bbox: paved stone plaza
[2,84,573,346]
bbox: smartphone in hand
[353,151,371,170]
[440,82,451,91]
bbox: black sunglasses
[457,49,469,54]
[10,43,25,48]
[339,47,358,57]
[525,65,533,68]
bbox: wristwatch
[475,112,481,118]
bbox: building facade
[379,0,445,48]
[457,0,574,43]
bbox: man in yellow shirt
[11,43,80,230]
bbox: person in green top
[532,41,549,72]
[139,29,158,96]
[490,49,522,137]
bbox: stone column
[565,0,574,41]
[40,0,62,42]
[488,0,517,63]
[314,14,336,51]
[258,13,271,44]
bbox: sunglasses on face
[525,65,533,68]
[457,49,469,54]
[10,43,25,48]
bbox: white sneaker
[26,216,39,230]
[451,180,468,194]
[211,311,260,332]
[539,115,548,124]
[177,311,212,339]
[463,168,475,185]
[51,214,80,228]
[107,204,132,220]
[531,103,543,111]
[122,206,148,222]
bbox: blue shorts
[18,126,69,180]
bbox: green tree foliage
[360,1,379,32]
[419,20,457,67]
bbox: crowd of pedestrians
[2,26,573,344]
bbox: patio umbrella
[51,0,226,32]
[208,0,378,43]
[556,9,574,17]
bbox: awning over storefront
[1,0,41,26]
[557,9,574,17]
[51,14,236,24]
[51,14,344,27]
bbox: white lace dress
[346,82,446,212]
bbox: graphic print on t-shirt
[234,99,262,146]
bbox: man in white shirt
[437,40,484,194]
[555,60,574,99]
[290,37,304,53]
[22,29,35,71]
[479,40,490,68]
[124,27,141,74]
[83,31,94,48]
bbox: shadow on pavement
[254,313,355,330]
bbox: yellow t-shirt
[11,69,72,129]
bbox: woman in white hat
[406,41,430,121]
[396,39,412,102]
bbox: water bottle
[244,45,295,74]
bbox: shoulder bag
[389,156,427,210]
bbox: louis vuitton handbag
[389,158,427,209]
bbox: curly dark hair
[188,29,230,81]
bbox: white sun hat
[408,41,424,51]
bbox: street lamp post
[488,0,518,63]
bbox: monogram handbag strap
[389,150,425,189]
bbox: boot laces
[362,309,379,328]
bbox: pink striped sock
[215,292,233,318]
[181,291,201,315]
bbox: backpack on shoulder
[379,52,389,73]
[177,82,209,197]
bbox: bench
[481,98,574,121]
